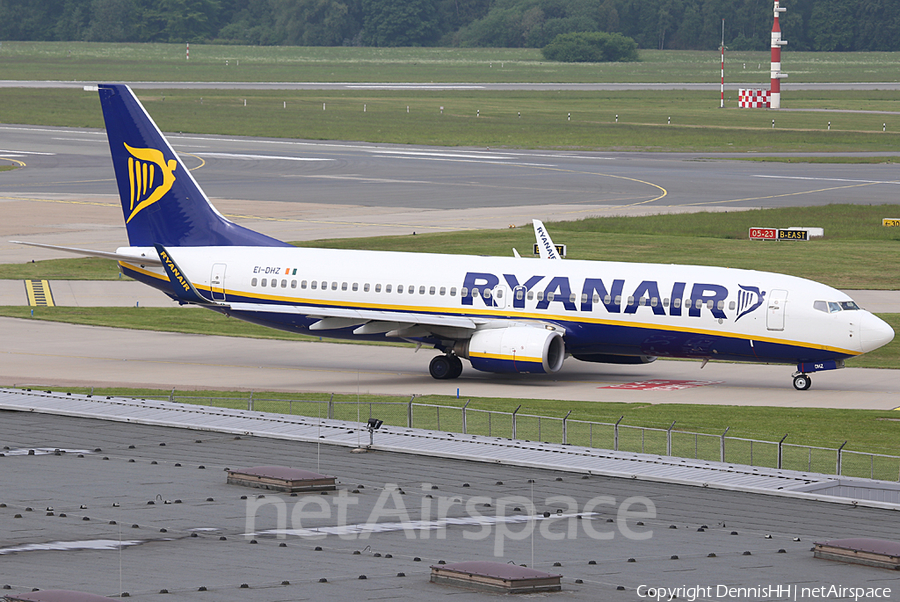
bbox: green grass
[735,156,900,164]
[17,386,899,461]
[2,43,900,84]
[4,205,900,289]
[0,165,19,172]
[3,87,900,152]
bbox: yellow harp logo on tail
[124,143,177,223]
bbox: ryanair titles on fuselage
[462,272,767,321]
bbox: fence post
[666,421,676,456]
[169,387,175,403]
[837,441,847,475]
[562,410,571,445]
[407,396,415,428]
[778,434,788,469]
[462,400,470,434]
[248,391,253,411]
[512,405,521,440]
[328,393,334,420]
[720,427,730,462]
[614,416,624,451]
[436,406,441,431]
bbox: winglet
[532,219,561,260]
[154,244,215,305]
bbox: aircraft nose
[859,311,894,353]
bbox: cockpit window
[815,300,861,313]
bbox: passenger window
[352,283,358,292]
[364,283,370,292]
[331,282,338,291]
[729,301,735,310]
[409,285,415,294]
[291,280,297,289]
[429,286,436,295]
[418,286,425,295]
[663,298,669,307]
[483,289,492,299]
[320,281,326,290]
[301,280,307,289]
[472,288,480,297]
[593,294,599,303]
[673,298,681,308]
[261,278,267,287]
[547,292,555,301]
[638,297,646,306]
[527,291,534,300]
[536,291,544,301]
[281,279,287,288]
[569,294,576,303]
[651,297,658,307]
[495,288,502,298]
[450,287,457,296]
[251,278,258,287]
[627,296,634,305]
[375,284,382,293]
[696,300,703,309]
[582,294,588,304]
[516,290,524,301]
[716,300,725,311]
[310,281,317,290]
[614,295,621,305]
[341,282,348,291]
[707,300,713,309]
[440,287,446,296]
[460,287,468,297]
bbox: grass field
[2,87,899,152]
[3,205,900,288]
[17,386,899,461]
[2,43,900,84]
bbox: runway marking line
[23,280,54,307]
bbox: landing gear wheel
[429,355,453,380]
[430,354,463,380]
[793,374,812,391]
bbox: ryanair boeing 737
[14,85,895,390]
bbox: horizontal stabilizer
[10,241,163,265]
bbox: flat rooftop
[1,391,899,601]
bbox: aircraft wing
[227,301,479,334]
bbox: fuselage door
[210,263,227,301]
[766,289,787,331]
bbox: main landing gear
[792,373,812,391]
[429,354,463,380]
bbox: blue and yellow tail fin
[98,84,290,248]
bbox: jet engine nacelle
[454,326,565,374]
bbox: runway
[2,125,900,405]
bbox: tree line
[1,0,897,52]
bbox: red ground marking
[600,379,723,391]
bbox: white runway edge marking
[0,539,145,555]
[194,152,334,162]
[755,174,900,185]
[0,149,57,155]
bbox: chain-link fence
[168,393,900,482]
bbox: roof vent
[430,561,562,593]
[814,538,900,570]
[227,466,336,492]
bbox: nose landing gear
[792,373,812,391]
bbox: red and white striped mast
[770,0,787,109]
[720,19,725,108]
